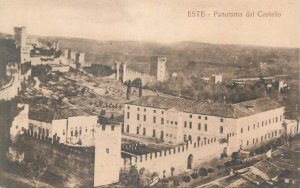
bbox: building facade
[124,96,285,151]
[28,108,98,146]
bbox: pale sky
[0,0,299,47]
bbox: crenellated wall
[122,139,227,177]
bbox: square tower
[14,27,27,48]
[150,56,166,82]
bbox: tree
[139,80,143,98]
[126,80,132,100]
[231,152,239,162]
[198,168,208,179]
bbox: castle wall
[123,140,226,177]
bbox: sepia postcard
[0,0,299,187]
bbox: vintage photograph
[0,0,299,187]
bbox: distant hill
[0,32,298,80]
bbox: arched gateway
[187,154,193,169]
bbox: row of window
[126,106,226,123]
[240,116,282,134]
[184,122,208,131]
[243,130,281,146]
[183,135,217,145]
[127,106,165,114]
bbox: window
[188,135,192,141]
[137,114,140,120]
[153,116,156,123]
[137,107,140,111]
[265,120,267,125]
[189,122,192,129]
[198,123,201,130]
[198,116,201,119]
[220,118,223,122]
[71,131,73,137]
[162,111,164,114]
[269,119,271,124]
[106,148,110,153]
[143,128,146,135]
[247,140,249,146]
[280,115,282,121]
[161,118,164,125]
[241,128,243,134]
[143,115,146,121]
[204,124,208,131]
[175,121,178,125]
[63,130,65,135]
[136,127,139,134]
[171,121,173,124]
[184,135,187,142]
[276,117,278,123]
[262,121,264,127]
[144,108,146,112]
[127,106,130,109]
[153,110,156,113]
[205,116,208,120]
[184,121,187,128]
[190,114,193,118]
[152,129,156,137]
[253,124,255,129]
[248,126,250,131]
[220,126,223,134]
[257,123,259,128]
[127,112,130,119]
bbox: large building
[124,96,284,151]
[28,106,98,146]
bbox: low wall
[123,139,227,177]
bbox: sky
[0,0,299,47]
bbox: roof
[29,105,94,123]
[126,96,283,118]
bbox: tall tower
[122,62,127,83]
[156,57,166,82]
[115,62,120,81]
[14,27,30,64]
[94,124,121,187]
[150,56,166,82]
[14,27,27,48]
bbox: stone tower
[122,62,127,83]
[115,62,120,81]
[94,124,121,187]
[14,26,30,64]
[150,56,166,82]
[14,27,27,48]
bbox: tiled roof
[29,105,93,122]
[126,96,283,118]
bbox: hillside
[0,32,299,80]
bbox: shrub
[207,168,214,173]
[191,173,198,179]
[182,175,191,182]
[173,179,180,186]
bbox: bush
[173,179,180,186]
[182,175,191,182]
[191,173,199,179]
[207,168,214,173]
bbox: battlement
[122,136,226,176]
[126,69,150,77]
